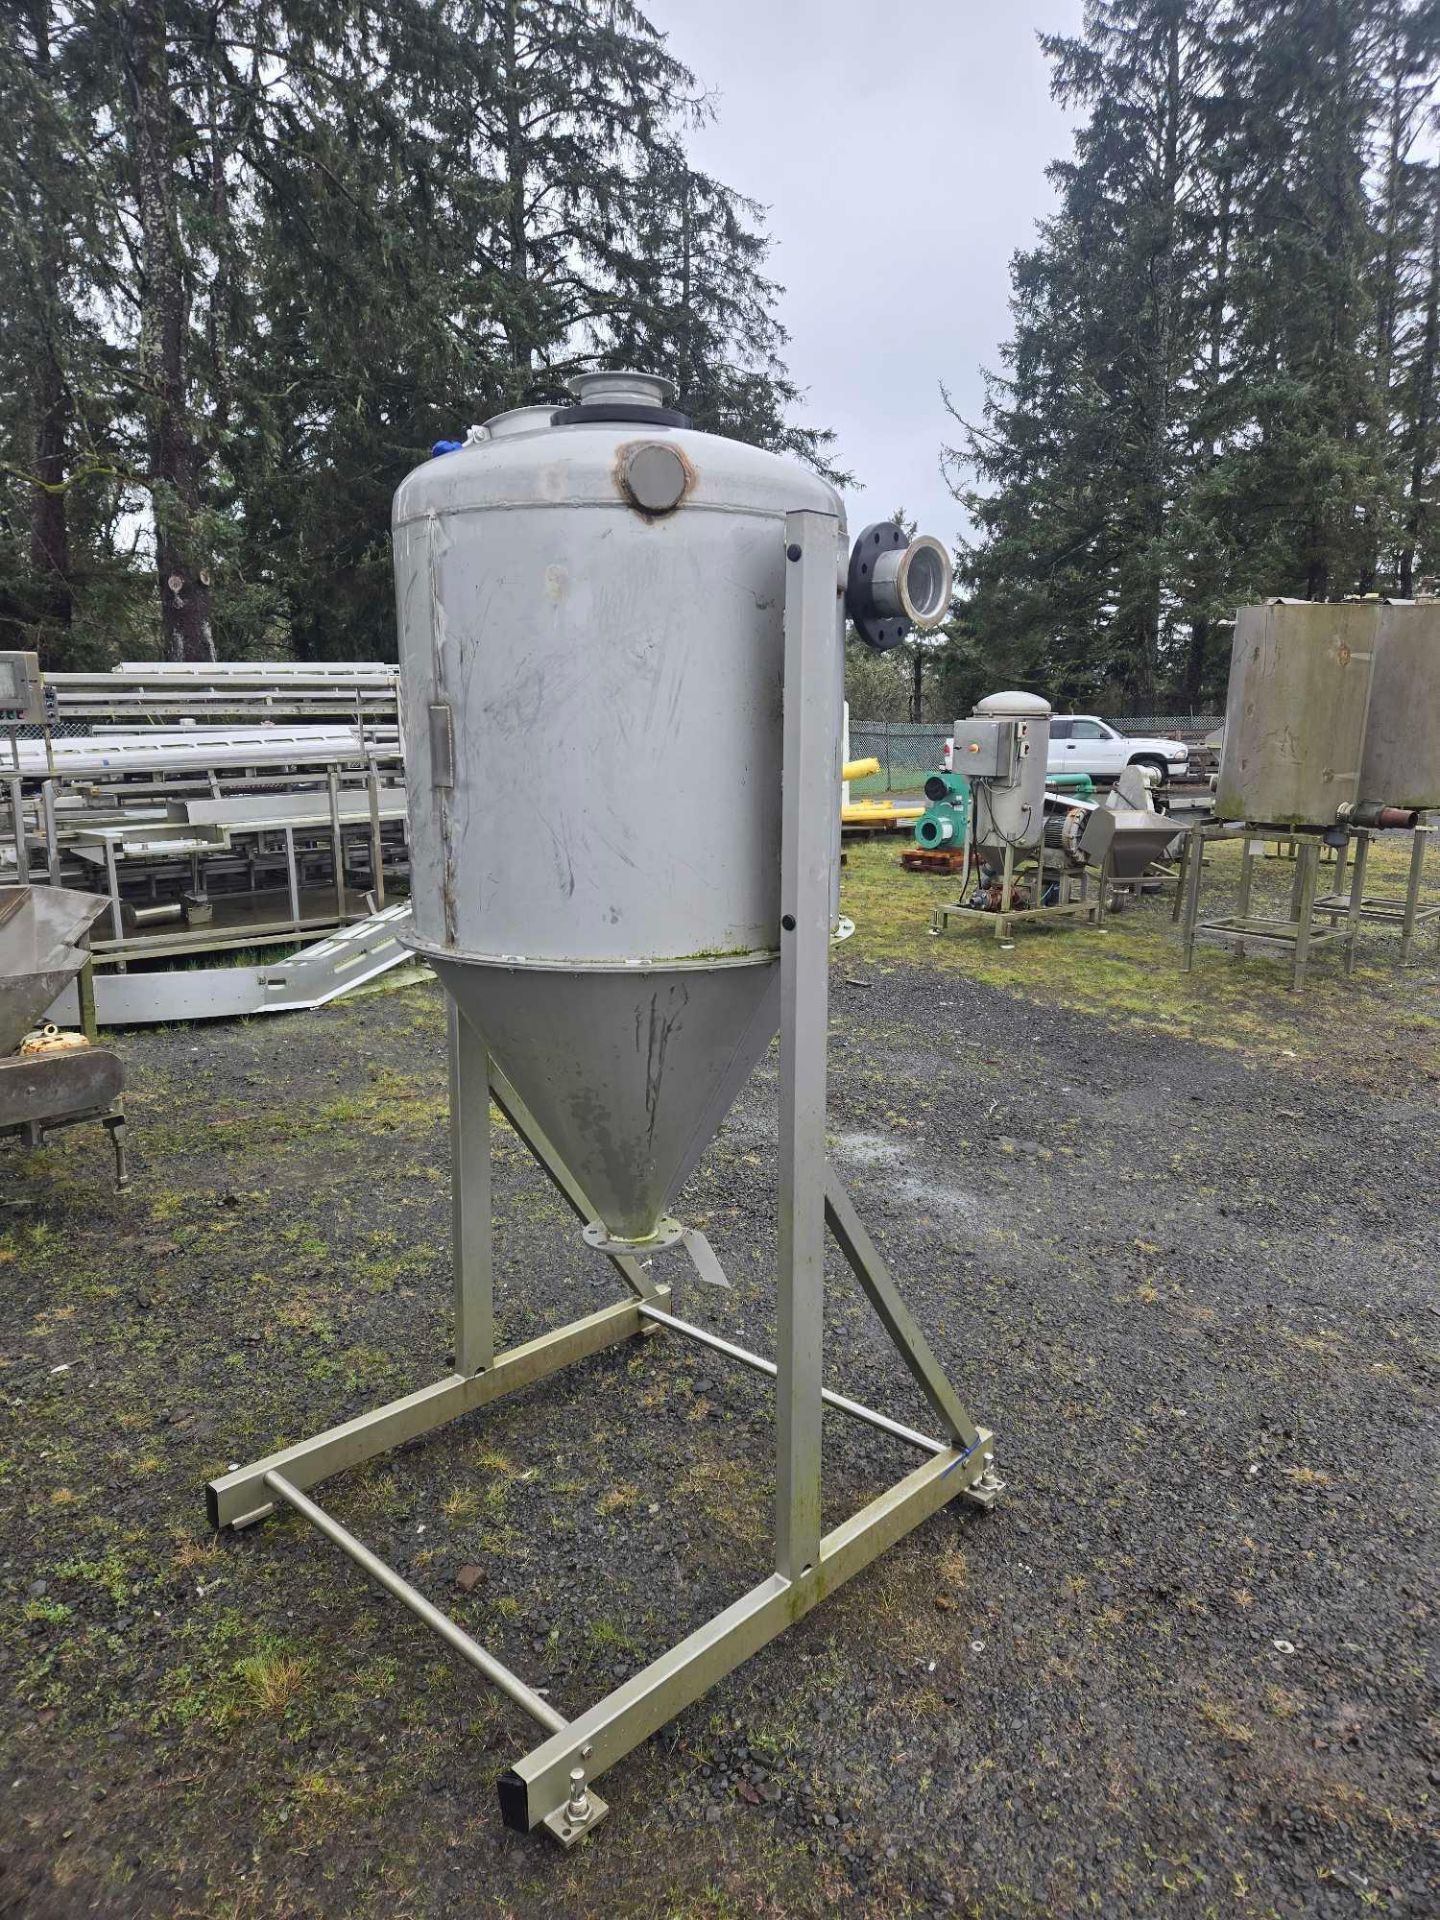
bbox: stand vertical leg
[1292,840,1319,991]
[76,953,98,1044]
[1401,827,1426,965]
[366,761,386,908]
[997,842,1015,938]
[41,780,59,884]
[1331,834,1350,917]
[776,509,840,1581]
[1344,831,1369,977]
[1171,827,1188,924]
[284,826,301,931]
[1181,822,1205,970]
[1237,837,1256,921]
[449,1002,493,1376]
[328,766,346,923]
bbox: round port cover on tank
[622,443,688,514]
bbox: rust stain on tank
[613,441,696,520]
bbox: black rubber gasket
[551,402,693,429]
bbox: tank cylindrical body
[971,691,1051,848]
[1215,602,1378,825]
[394,383,842,969]
[391,373,846,1243]
[1359,602,1440,810]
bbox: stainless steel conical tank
[393,372,845,1245]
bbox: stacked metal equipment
[8,659,412,1025]
[1179,600,1427,987]
[208,369,1002,1848]
[0,886,127,1186]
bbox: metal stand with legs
[1316,820,1440,965]
[1180,820,1365,991]
[207,509,998,1846]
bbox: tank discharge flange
[208,370,998,1849]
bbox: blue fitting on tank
[431,439,464,458]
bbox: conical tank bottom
[432,957,780,1243]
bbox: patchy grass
[840,832,1440,1072]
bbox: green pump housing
[915,773,972,852]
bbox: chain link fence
[847,715,1224,794]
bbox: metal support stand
[930,852,1098,941]
[1180,821,1369,990]
[208,508,996,1846]
[1315,820,1440,964]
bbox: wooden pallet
[899,848,968,874]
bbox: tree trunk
[1399,177,1440,599]
[502,0,532,376]
[26,0,71,654]
[123,0,214,661]
[1138,13,1183,708]
[29,352,71,650]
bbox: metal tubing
[366,760,386,907]
[777,509,839,1581]
[284,826,301,931]
[41,781,59,885]
[487,1060,661,1304]
[1344,831,1369,977]
[1401,825,1427,964]
[636,1303,944,1456]
[1293,838,1320,990]
[449,1002,494,1375]
[327,766,346,921]
[8,777,25,880]
[1180,820,1205,967]
[263,1470,568,1736]
[103,837,126,972]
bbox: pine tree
[949,0,1223,707]
[2,0,835,666]
[949,0,1440,708]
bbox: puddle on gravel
[833,1130,984,1225]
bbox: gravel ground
[0,926,1436,1917]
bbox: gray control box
[0,652,46,726]
[950,716,1017,782]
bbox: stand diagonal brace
[487,1057,662,1303]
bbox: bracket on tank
[206,508,997,1846]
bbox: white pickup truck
[943,715,1188,784]
[1047,716,1188,783]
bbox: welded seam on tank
[395,501,813,526]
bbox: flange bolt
[566,1767,593,1825]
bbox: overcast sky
[643,0,1084,551]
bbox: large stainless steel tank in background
[1360,602,1440,810]
[393,372,845,1243]
[1215,601,1378,825]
